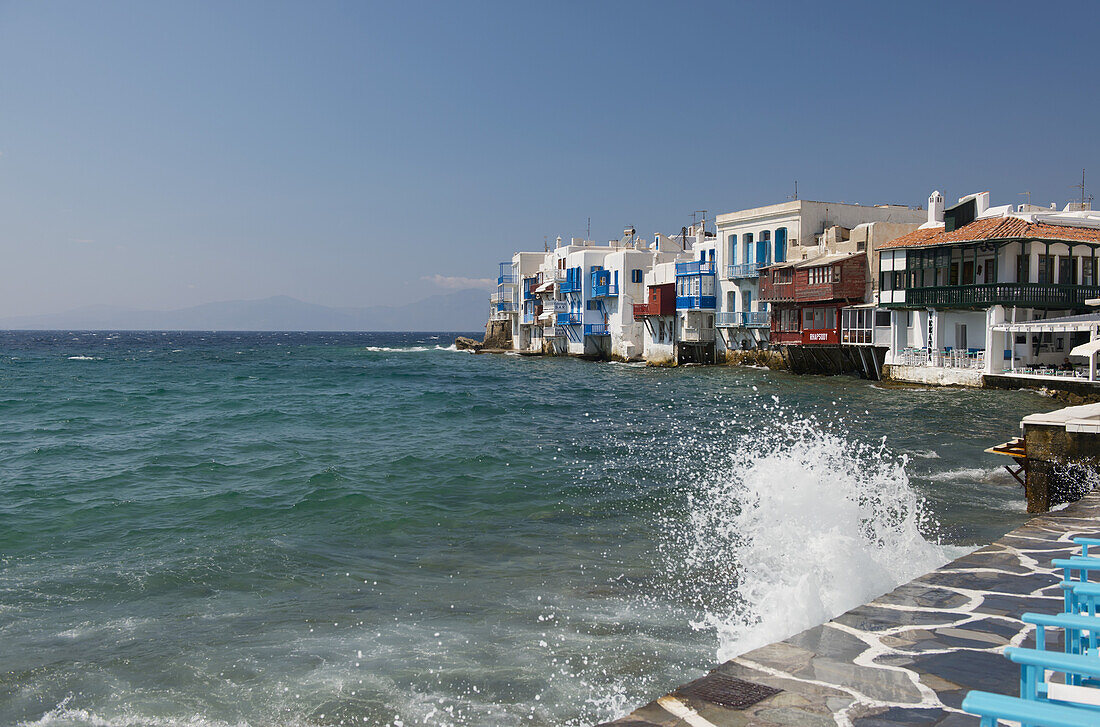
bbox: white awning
[1069,339,1100,358]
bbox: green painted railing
[895,283,1100,309]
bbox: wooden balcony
[891,283,1100,309]
[760,281,794,302]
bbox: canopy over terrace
[991,313,1100,381]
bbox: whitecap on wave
[65,355,103,361]
[362,346,432,353]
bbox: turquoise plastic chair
[963,691,1099,726]
[1007,646,1100,704]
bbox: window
[1084,257,1098,286]
[1059,256,1078,285]
[774,268,793,284]
[631,269,643,283]
[775,228,787,263]
[1038,255,1054,284]
[1012,255,1029,283]
[807,266,837,285]
[727,234,737,265]
[778,308,799,332]
[586,300,598,310]
[874,310,891,327]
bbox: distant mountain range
[0,289,489,332]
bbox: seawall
[598,490,1100,727]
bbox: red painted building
[759,252,869,345]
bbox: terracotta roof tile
[879,216,1100,250]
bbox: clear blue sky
[1,1,1097,315]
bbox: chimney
[928,190,944,226]
[975,191,990,216]
[555,236,562,248]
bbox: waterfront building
[674,224,718,363]
[636,260,679,365]
[877,190,1100,386]
[510,251,547,352]
[715,200,926,354]
[597,230,684,360]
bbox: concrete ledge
[600,490,1100,726]
[884,364,984,388]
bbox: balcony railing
[490,291,512,304]
[556,311,582,325]
[727,262,760,279]
[559,279,582,293]
[494,301,515,313]
[716,311,737,327]
[497,274,516,285]
[743,311,768,327]
[676,260,716,275]
[584,323,609,336]
[522,313,535,324]
[892,283,1100,309]
[591,283,619,297]
[676,295,716,310]
[716,311,769,328]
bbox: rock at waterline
[454,336,482,352]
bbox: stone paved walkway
[599,491,1100,727]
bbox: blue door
[756,239,768,266]
[775,228,787,263]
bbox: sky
[1,1,1098,316]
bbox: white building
[714,200,926,354]
[878,190,1100,386]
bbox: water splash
[656,408,961,661]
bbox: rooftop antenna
[544,235,548,252]
[692,210,708,233]
[1019,191,1031,207]
[586,217,591,241]
[1071,168,1094,208]
[787,181,798,201]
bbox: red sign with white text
[802,329,838,345]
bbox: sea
[0,331,1056,727]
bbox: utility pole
[1071,168,1093,208]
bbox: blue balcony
[556,311,582,325]
[589,270,619,297]
[592,282,619,297]
[522,277,538,300]
[676,295,717,310]
[675,260,716,276]
[495,302,515,313]
[522,313,535,324]
[727,262,761,279]
[584,323,609,336]
[497,262,515,286]
[715,311,738,327]
[559,279,582,293]
[743,311,768,327]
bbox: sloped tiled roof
[879,216,1100,249]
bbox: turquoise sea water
[0,331,1055,726]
